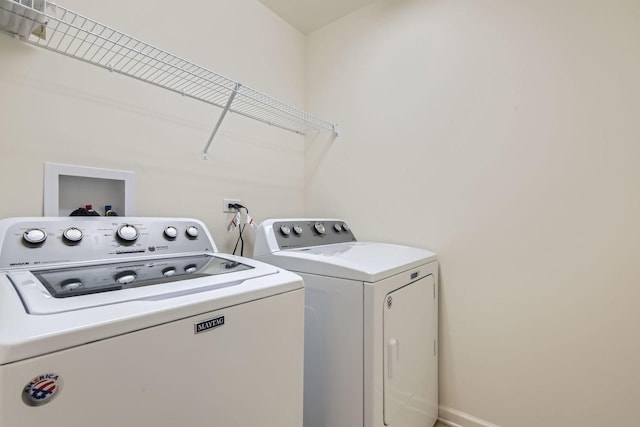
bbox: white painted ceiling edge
[257,0,378,34]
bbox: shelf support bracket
[201,82,241,160]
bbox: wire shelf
[0,0,338,156]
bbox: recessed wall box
[44,163,135,217]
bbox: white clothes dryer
[0,217,304,427]
[254,218,439,427]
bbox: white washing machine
[0,217,304,427]
[254,218,438,427]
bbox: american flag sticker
[22,373,63,407]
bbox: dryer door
[383,275,436,426]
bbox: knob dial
[115,272,137,285]
[342,223,350,231]
[333,224,343,232]
[186,226,198,238]
[162,267,177,277]
[314,223,326,234]
[184,264,198,274]
[61,279,83,291]
[164,226,178,239]
[280,225,291,236]
[23,229,47,244]
[63,227,83,243]
[117,224,139,241]
[293,225,303,235]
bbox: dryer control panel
[272,220,356,250]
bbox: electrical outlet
[223,198,241,213]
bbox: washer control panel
[273,220,356,249]
[0,217,216,270]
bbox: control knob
[115,271,137,285]
[184,264,198,274]
[164,226,178,239]
[63,227,83,243]
[61,280,83,291]
[23,228,47,245]
[186,226,198,238]
[280,225,291,236]
[117,224,139,241]
[293,225,303,235]
[333,224,343,232]
[162,267,177,277]
[314,223,326,235]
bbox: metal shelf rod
[202,83,240,160]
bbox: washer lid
[8,253,281,315]
[257,242,436,282]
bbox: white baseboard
[437,417,465,427]
[438,405,501,427]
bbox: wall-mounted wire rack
[0,0,339,158]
